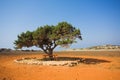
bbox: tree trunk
[48,49,54,60]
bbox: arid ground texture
[0,51,120,80]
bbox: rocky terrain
[14,58,79,67]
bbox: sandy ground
[0,51,120,80]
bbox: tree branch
[40,45,48,54]
[52,40,57,50]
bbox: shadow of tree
[55,57,111,64]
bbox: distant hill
[86,44,120,49]
[65,44,120,51]
[0,48,12,52]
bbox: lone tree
[14,22,82,58]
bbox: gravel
[14,58,80,67]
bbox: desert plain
[0,51,120,80]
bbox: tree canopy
[14,22,82,57]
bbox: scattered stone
[68,63,74,67]
[14,58,81,67]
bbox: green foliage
[14,21,82,54]
[14,31,33,49]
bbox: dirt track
[0,51,120,80]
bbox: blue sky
[0,0,120,50]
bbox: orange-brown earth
[0,51,120,80]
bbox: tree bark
[40,44,57,60]
[48,49,54,60]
